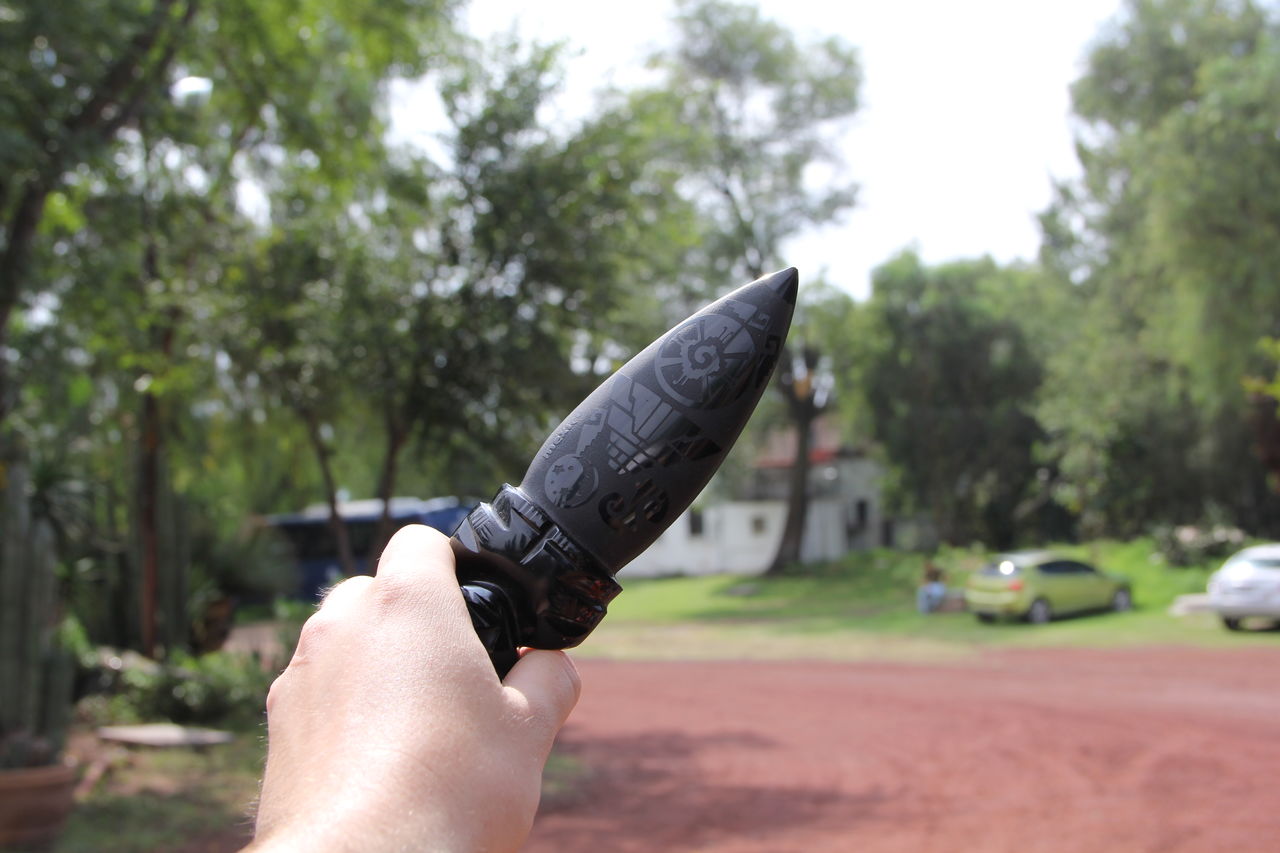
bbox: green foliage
[6,0,718,660]
[3,0,466,656]
[1246,337,1280,403]
[641,0,861,286]
[859,252,1046,547]
[1142,38,1280,395]
[1035,306,1212,536]
[1039,0,1280,536]
[88,650,274,729]
[17,0,1280,632]
[1071,0,1266,134]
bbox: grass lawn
[579,539,1280,662]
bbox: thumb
[503,649,582,743]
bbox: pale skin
[249,525,582,852]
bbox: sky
[447,0,1124,299]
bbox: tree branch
[64,0,181,140]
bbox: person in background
[248,525,581,852]
[917,558,947,614]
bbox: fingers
[373,524,468,615]
[376,524,457,585]
[503,650,582,741]
[369,524,488,667]
[296,525,462,668]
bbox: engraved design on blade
[602,376,724,474]
[655,299,765,408]
[568,376,725,480]
[599,478,669,533]
[544,454,599,508]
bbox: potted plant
[0,452,78,850]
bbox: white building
[622,418,935,578]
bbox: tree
[645,0,860,285]
[1039,0,1280,535]
[7,0,459,651]
[202,29,707,579]
[1,0,198,427]
[641,0,861,572]
[323,35,700,562]
[861,252,1044,548]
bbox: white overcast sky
[443,0,1124,299]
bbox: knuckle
[293,609,337,657]
[265,672,287,714]
[371,566,425,608]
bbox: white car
[1207,544,1280,630]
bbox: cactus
[0,447,75,769]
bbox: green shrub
[86,649,273,729]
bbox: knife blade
[450,268,798,675]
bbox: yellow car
[964,551,1132,624]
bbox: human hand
[250,525,581,852]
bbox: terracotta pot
[0,763,77,850]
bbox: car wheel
[976,613,996,624]
[1111,589,1132,612]
[1222,616,1244,632]
[1027,599,1052,625]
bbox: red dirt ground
[523,648,1280,853]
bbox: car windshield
[980,560,1023,577]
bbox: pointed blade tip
[768,267,799,306]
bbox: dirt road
[524,647,1280,853]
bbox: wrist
[251,793,478,853]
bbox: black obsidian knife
[450,268,798,675]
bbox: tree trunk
[138,389,162,658]
[0,182,50,428]
[303,412,357,578]
[766,345,827,576]
[368,417,408,571]
[135,163,180,658]
[1248,394,1280,493]
[767,405,814,575]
